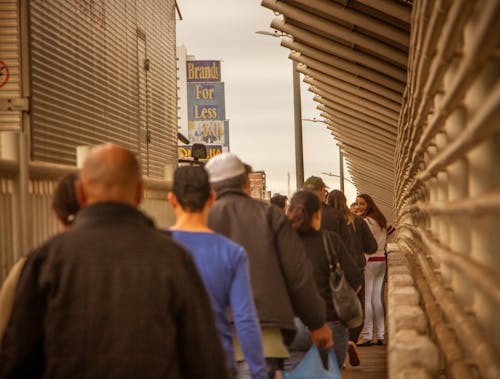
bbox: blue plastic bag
[282,345,340,379]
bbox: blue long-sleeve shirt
[170,231,267,379]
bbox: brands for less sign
[187,82,225,121]
[186,60,221,82]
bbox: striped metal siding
[0,0,22,134]
[136,0,178,177]
[29,0,177,178]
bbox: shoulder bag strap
[321,231,339,270]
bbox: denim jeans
[284,318,348,371]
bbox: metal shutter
[29,0,177,178]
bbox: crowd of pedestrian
[0,145,392,378]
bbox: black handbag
[321,231,363,329]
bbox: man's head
[168,165,212,212]
[76,144,143,207]
[270,194,288,211]
[205,153,247,193]
[303,175,328,203]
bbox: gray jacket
[208,189,326,340]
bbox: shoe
[377,339,385,346]
[348,341,360,366]
[356,339,373,347]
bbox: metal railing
[393,0,500,377]
[0,159,174,283]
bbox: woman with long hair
[327,190,377,365]
[285,191,361,369]
[355,193,387,346]
[0,173,79,343]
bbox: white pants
[361,261,386,340]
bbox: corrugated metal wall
[29,0,177,178]
[0,0,22,135]
[393,0,500,377]
[0,0,178,283]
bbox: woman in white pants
[356,194,387,346]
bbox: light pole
[303,118,345,192]
[256,30,304,190]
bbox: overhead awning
[262,0,412,217]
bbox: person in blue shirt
[168,165,267,379]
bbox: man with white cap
[206,153,333,379]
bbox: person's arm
[361,219,378,255]
[0,253,45,377]
[0,257,27,345]
[270,209,326,331]
[338,216,357,257]
[174,250,230,379]
[230,248,267,379]
[330,232,362,291]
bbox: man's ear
[76,179,87,206]
[135,181,144,206]
[167,192,178,208]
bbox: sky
[176,0,357,203]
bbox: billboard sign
[178,144,223,159]
[186,60,221,82]
[188,120,225,145]
[187,82,225,121]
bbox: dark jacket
[0,203,229,379]
[320,204,356,256]
[350,215,378,269]
[207,190,326,337]
[298,229,362,321]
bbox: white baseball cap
[205,153,245,183]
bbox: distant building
[249,171,267,200]
[176,46,229,160]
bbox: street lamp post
[339,146,345,192]
[256,30,304,190]
[292,60,304,189]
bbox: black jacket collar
[73,202,155,228]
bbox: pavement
[342,344,387,379]
[274,344,386,379]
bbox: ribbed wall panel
[29,0,177,178]
[0,0,22,135]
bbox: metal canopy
[262,0,412,218]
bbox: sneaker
[356,339,373,347]
[377,339,385,346]
[348,341,360,366]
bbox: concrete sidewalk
[342,344,386,379]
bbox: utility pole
[339,145,344,192]
[255,31,304,191]
[292,61,304,190]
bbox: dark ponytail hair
[357,193,387,229]
[52,173,79,226]
[287,190,321,232]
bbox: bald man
[0,144,230,379]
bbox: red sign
[0,60,10,88]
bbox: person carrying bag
[283,346,340,379]
[322,232,364,330]
[285,191,362,372]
